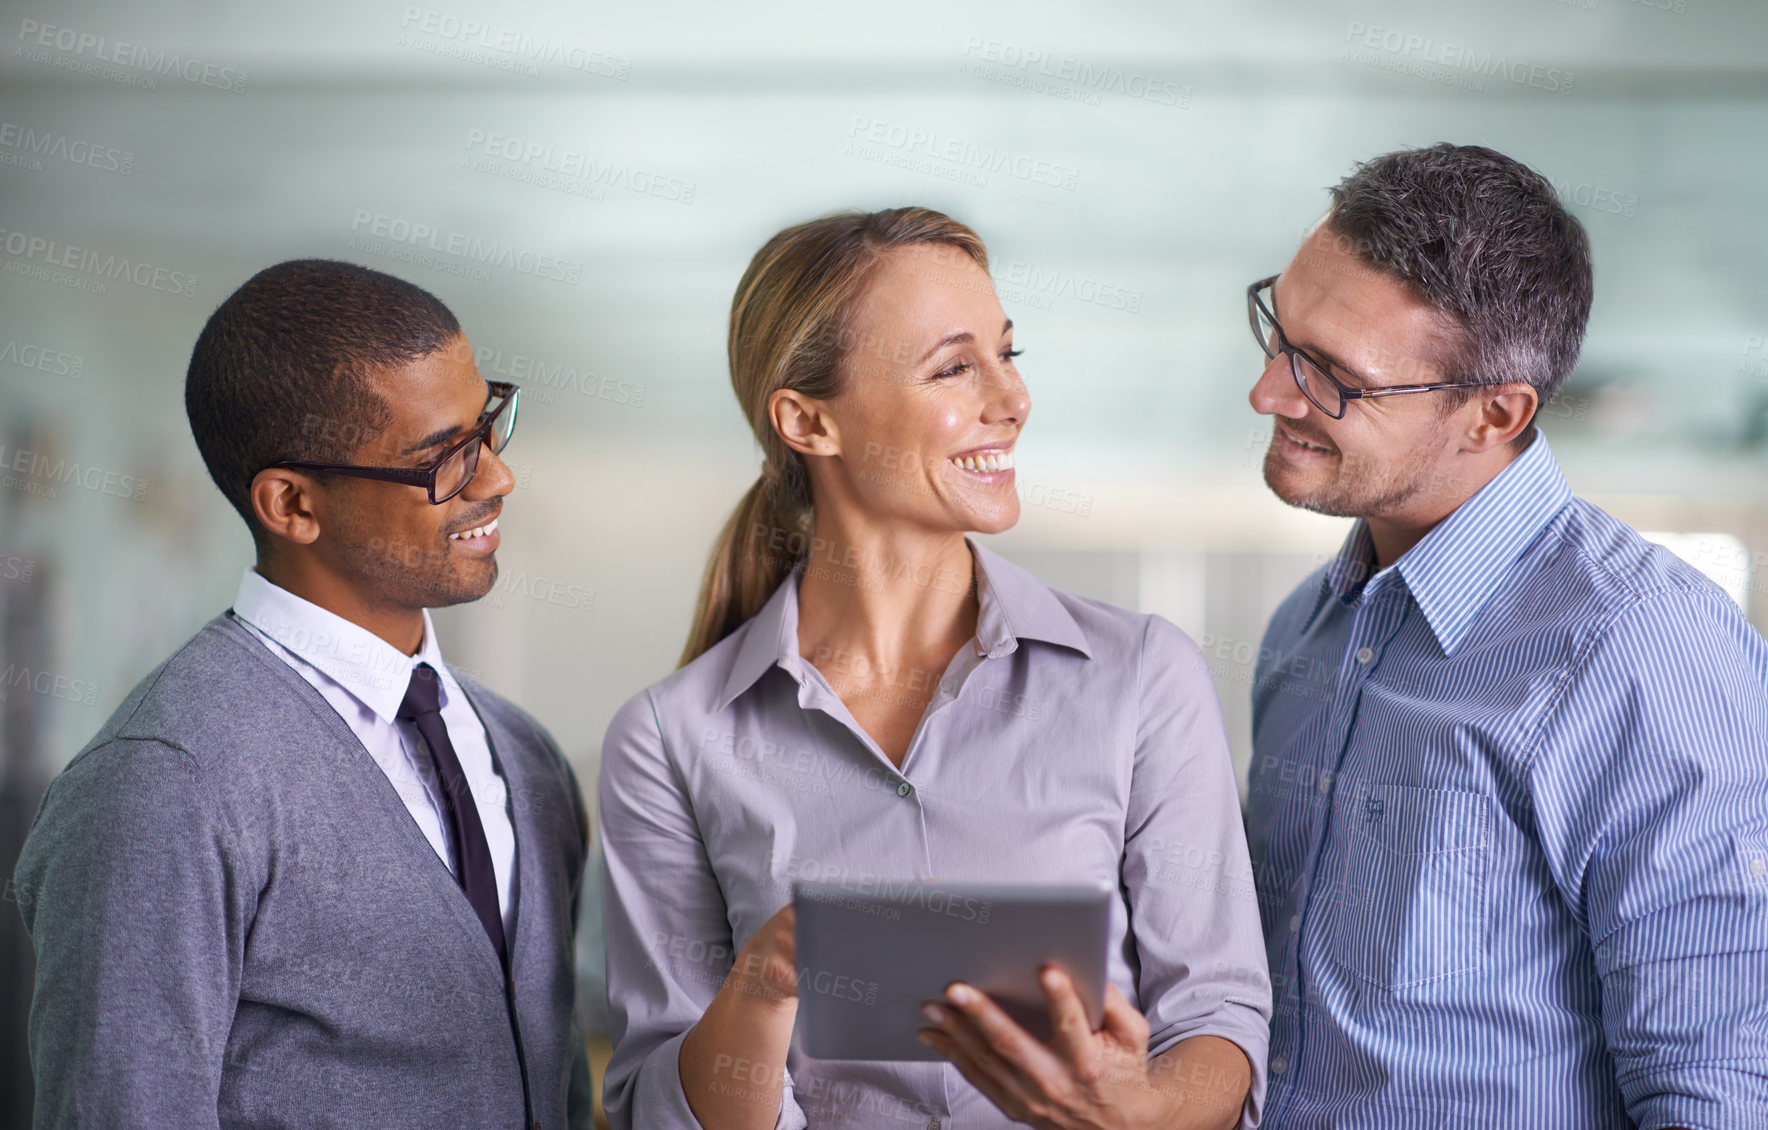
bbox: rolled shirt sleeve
[598,690,807,1130]
[1529,590,1768,1126]
[1122,615,1273,1127]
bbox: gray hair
[1324,143,1593,406]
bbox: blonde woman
[600,208,1270,1130]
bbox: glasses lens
[489,391,518,455]
[434,439,479,503]
[1292,352,1344,418]
[1251,293,1280,359]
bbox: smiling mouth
[949,448,1015,475]
[1275,426,1334,456]
[447,517,499,542]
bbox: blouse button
[897,781,913,798]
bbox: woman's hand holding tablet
[792,880,1112,1061]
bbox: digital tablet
[793,879,1113,1061]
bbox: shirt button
[1751,857,1766,877]
[1355,646,1375,665]
[1271,1056,1288,1075]
[928,1121,942,1130]
[1289,914,1301,932]
[1317,775,1331,794]
[897,782,913,798]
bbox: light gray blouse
[600,542,1271,1129]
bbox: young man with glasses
[1245,144,1768,1127]
[15,259,593,1129]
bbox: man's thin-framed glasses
[269,380,520,505]
[1247,275,1486,419]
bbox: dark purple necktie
[398,662,507,965]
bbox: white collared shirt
[232,568,515,928]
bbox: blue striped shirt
[1248,431,1768,1128]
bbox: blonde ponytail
[678,206,988,666]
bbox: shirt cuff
[1623,1068,1768,1130]
[627,1029,807,1130]
[1148,1005,1270,1129]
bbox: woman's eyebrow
[917,331,973,364]
[916,319,1015,365]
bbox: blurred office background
[3,0,1767,1120]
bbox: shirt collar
[1316,429,1572,656]
[232,567,450,722]
[715,538,1092,711]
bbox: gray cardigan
[14,612,593,1129]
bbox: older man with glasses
[1244,144,1768,1128]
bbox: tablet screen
[793,879,1113,1061]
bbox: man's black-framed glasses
[271,381,520,504]
[1247,275,1486,419]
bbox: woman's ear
[770,388,842,458]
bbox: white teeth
[951,450,1014,473]
[449,518,499,541]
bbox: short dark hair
[184,259,461,537]
[1324,143,1593,405]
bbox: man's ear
[769,388,841,459]
[249,468,324,547]
[1464,383,1538,453]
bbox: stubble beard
[1261,433,1443,521]
[330,508,500,612]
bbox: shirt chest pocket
[1327,782,1491,990]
